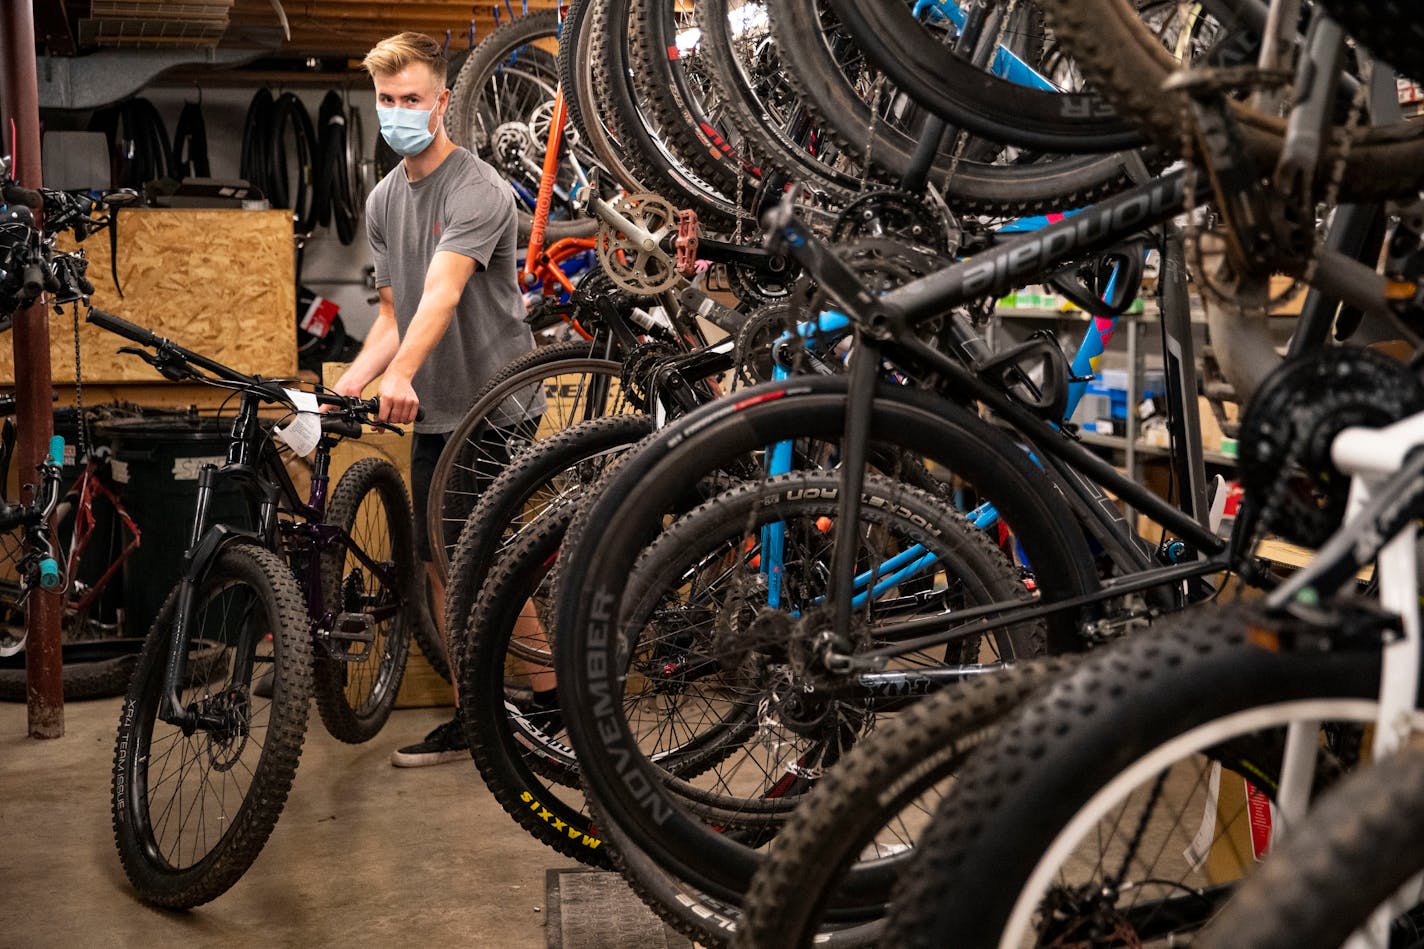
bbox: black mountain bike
[94,309,419,908]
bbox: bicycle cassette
[596,192,683,295]
[1238,347,1424,547]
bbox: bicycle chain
[73,303,87,464]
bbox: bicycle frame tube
[64,464,140,618]
[521,84,569,290]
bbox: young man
[333,32,535,766]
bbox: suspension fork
[159,463,219,723]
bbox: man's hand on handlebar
[375,372,421,425]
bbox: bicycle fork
[159,463,272,728]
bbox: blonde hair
[363,32,448,86]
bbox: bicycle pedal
[322,612,377,662]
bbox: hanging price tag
[273,388,322,457]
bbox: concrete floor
[0,699,573,948]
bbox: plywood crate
[2,208,296,384]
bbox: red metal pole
[2,1,63,738]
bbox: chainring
[830,188,954,254]
[596,192,683,295]
[620,340,681,410]
[1239,347,1424,547]
[735,302,798,386]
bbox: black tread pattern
[570,471,1046,946]
[111,544,314,909]
[1037,0,1424,201]
[458,504,616,867]
[312,457,416,744]
[588,0,741,228]
[0,638,228,702]
[692,0,862,203]
[1320,1,1424,85]
[444,413,653,678]
[1197,745,1424,949]
[880,604,1383,948]
[628,0,744,197]
[736,656,1078,949]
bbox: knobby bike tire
[459,504,616,867]
[1318,1,1424,85]
[111,544,313,909]
[447,10,599,243]
[444,413,654,676]
[427,339,629,580]
[764,0,1144,215]
[589,0,742,229]
[1197,744,1424,949]
[737,657,1077,949]
[693,0,864,203]
[312,458,417,744]
[552,376,1101,941]
[881,604,1384,948]
[558,0,597,147]
[583,471,1042,944]
[629,0,750,200]
[565,0,657,201]
[1037,0,1424,201]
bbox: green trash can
[95,415,255,639]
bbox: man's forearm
[344,312,401,389]
[387,297,457,380]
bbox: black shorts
[409,417,542,562]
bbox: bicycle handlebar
[88,308,423,426]
[1,183,42,211]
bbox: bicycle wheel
[588,0,743,229]
[693,0,866,202]
[764,0,1144,214]
[312,458,417,744]
[459,504,615,867]
[1037,0,1424,199]
[427,338,631,580]
[629,0,749,199]
[564,471,1039,943]
[821,0,1143,150]
[111,543,313,909]
[444,413,654,675]
[1197,745,1424,949]
[446,10,599,243]
[737,657,1076,949]
[881,604,1383,948]
[552,377,1101,941]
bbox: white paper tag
[273,388,323,457]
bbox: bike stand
[544,869,692,949]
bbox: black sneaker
[389,716,468,768]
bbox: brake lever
[117,345,195,382]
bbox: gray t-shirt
[367,147,536,434]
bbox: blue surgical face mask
[377,105,436,157]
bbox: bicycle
[94,309,420,907]
[876,342,1424,946]
[0,427,65,656]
